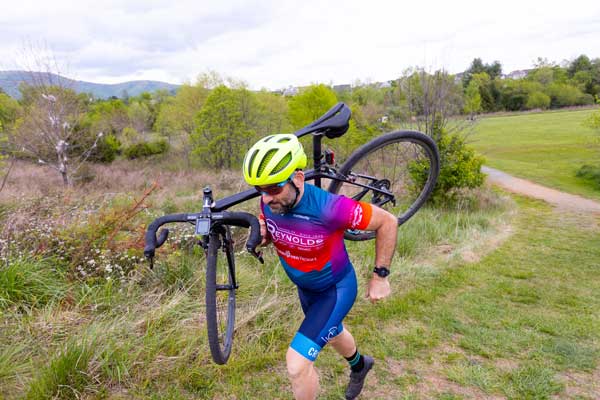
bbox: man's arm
[364,205,398,302]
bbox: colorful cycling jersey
[261,183,372,292]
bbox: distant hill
[0,71,180,99]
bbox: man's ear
[293,170,305,185]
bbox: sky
[1,0,599,90]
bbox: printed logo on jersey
[350,205,364,229]
[266,219,324,246]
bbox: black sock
[345,350,365,372]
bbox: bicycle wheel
[328,130,439,241]
[205,225,237,364]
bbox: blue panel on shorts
[290,332,322,361]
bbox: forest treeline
[0,55,598,182]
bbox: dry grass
[0,159,246,204]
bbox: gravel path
[482,166,600,214]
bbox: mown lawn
[471,108,600,200]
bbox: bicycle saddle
[294,102,351,139]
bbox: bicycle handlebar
[144,211,263,263]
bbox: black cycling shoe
[345,355,374,400]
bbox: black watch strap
[373,266,390,278]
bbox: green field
[470,108,600,200]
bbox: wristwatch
[373,266,390,278]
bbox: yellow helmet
[243,134,307,186]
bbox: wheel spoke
[329,131,439,241]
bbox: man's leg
[286,347,319,400]
[328,328,356,358]
[328,327,374,400]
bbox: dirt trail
[482,166,600,214]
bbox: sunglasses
[255,173,295,196]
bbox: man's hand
[259,215,271,246]
[366,275,391,303]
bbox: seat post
[313,134,322,188]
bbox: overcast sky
[1,0,599,90]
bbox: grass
[1,153,599,398]
[355,196,600,399]
[0,185,512,399]
[471,108,600,200]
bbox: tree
[401,68,462,142]
[0,93,21,129]
[191,85,260,169]
[154,83,209,140]
[127,100,152,137]
[462,58,502,87]
[254,90,291,135]
[463,79,482,117]
[11,84,101,185]
[288,84,338,129]
[568,55,592,78]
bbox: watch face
[374,267,390,277]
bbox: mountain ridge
[0,70,180,99]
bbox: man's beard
[269,197,295,214]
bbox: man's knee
[286,348,312,380]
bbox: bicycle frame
[212,126,395,211]
[145,102,398,260]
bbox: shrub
[526,91,551,110]
[123,138,169,159]
[410,129,485,205]
[547,83,585,107]
[92,133,121,163]
[576,164,600,188]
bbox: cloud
[0,0,599,89]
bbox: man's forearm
[374,213,398,267]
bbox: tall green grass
[0,257,68,310]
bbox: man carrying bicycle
[243,134,398,400]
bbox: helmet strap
[280,180,300,215]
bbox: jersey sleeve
[326,196,373,231]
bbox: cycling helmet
[243,134,307,186]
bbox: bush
[547,83,585,107]
[92,133,121,163]
[577,93,595,106]
[410,129,485,205]
[123,138,169,159]
[526,91,551,110]
[576,164,600,188]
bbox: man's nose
[262,193,274,204]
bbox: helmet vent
[271,153,292,175]
[246,149,259,177]
[263,135,275,142]
[277,137,290,143]
[258,149,277,176]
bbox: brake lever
[249,247,264,264]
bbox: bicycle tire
[205,225,236,364]
[328,130,439,241]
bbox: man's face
[259,181,296,214]
[256,172,303,214]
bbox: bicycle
[144,102,440,364]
